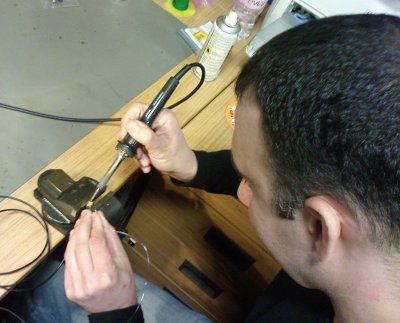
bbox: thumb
[126,119,160,153]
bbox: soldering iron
[86,62,205,208]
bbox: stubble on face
[232,91,312,284]
[232,91,277,235]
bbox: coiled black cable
[0,195,51,291]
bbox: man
[24,14,400,322]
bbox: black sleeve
[172,150,241,196]
[88,304,144,323]
[245,271,334,323]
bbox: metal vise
[34,169,124,234]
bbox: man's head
[232,14,400,288]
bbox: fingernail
[81,210,90,217]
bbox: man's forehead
[233,94,273,174]
[233,98,263,171]
[235,94,262,139]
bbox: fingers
[89,211,114,271]
[125,119,158,148]
[98,213,132,271]
[68,211,94,275]
[135,147,152,173]
[120,101,177,142]
[65,231,85,300]
[65,211,112,283]
[64,210,137,312]
[120,102,166,170]
[120,102,149,138]
[120,101,192,179]
[64,211,94,300]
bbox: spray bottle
[194,11,241,81]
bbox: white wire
[117,230,150,322]
[0,306,26,323]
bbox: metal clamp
[34,169,124,234]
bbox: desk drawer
[125,174,280,322]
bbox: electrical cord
[0,101,121,123]
[0,209,49,276]
[167,62,205,109]
[0,195,52,291]
[0,62,205,123]
[0,196,50,275]
[1,260,65,293]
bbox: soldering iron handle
[117,76,180,157]
[141,76,180,125]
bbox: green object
[172,0,189,11]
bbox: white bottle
[194,11,241,82]
[233,0,268,40]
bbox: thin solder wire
[116,231,150,322]
[0,306,26,323]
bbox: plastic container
[192,0,212,7]
[194,11,241,81]
[172,0,189,10]
[232,0,268,40]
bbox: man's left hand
[64,210,137,313]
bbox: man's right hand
[120,102,197,183]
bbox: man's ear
[303,196,343,262]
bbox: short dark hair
[235,14,400,249]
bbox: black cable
[0,195,52,292]
[0,209,49,275]
[4,260,65,292]
[0,102,121,123]
[0,196,50,276]
[167,62,205,110]
[0,63,205,123]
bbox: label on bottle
[238,0,267,10]
[195,24,237,81]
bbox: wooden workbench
[0,1,280,321]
